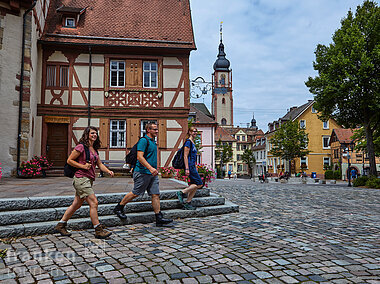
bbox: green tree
[215,139,233,176]
[269,120,310,174]
[352,127,380,156]
[241,148,256,178]
[188,118,202,152]
[305,0,380,176]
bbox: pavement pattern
[0,179,379,283]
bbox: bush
[325,170,334,179]
[366,176,380,189]
[353,176,368,187]
[333,170,341,180]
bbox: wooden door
[47,123,68,167]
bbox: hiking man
[113,123,173,226]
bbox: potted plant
[19,161,42,178]
[30,156,53,177]
[159,166,175,178]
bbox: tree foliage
[269,120,310,162]
[305,0,380,175]
[242,148,256,177]
[352,127,380,156]
[215,139,233,167]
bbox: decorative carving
[49,90,64,105]
[108,91,159,107]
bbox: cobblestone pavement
[1,179,379,283]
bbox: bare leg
[119,192,138,206]
[184,184,203,203]
[86,194,100,226]
[151,194,160,214]
[61,195,85,222]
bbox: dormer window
[64,17,75,28]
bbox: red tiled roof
[332,128,354,143]
[190,105,217,125]
[215,127,236,142]
[41,0,196,50]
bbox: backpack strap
[82,143,90,163]
[143,136,149,158]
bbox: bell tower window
[222,98,225,104]
[221,118,227,125]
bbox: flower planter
[161,173,173,178]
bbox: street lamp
[190,76,212,99]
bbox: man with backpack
[113,123,173,227]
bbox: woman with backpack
[176,126,203,210]
[54,126,114,239]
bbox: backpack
[64,144,90,178]
[172,139,191,169]
[125,137,149,169]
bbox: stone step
[0,201,239,238]
[0,194,225,225]
[0,189,210,211]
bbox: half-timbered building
[1,0,196,176]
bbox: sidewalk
[0,177,185,199]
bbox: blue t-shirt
[135,135,157,174]
[184,139,197,167]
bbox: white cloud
[189,0,365,131]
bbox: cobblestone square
[0,179,379,283]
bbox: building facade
[0,0,196,176]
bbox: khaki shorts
[73,177,94,199]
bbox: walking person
[113,123,173,226]
[176,126,203,210]
[55,126,114,239]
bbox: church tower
[212,23,233,127]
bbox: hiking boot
[155,211,173,227]
[113,203,127,219]
[54,222,72,237]
[95,224,112,239]
[183,202,197,210]
[176,191,185,204]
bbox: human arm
[96,158,114,177]
[184,145,190,176]
[67,149,91,170]
[137,151,158,176]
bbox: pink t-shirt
[74,144,98,180]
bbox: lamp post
[190,76,212,99]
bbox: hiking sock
[94,224,101,229]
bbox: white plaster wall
[109,151,125,160]
[173,91,184,107]
[160,151,171,167]
[90,91,104,106]
[98,150,106,161]
[197,126,215,169]
[74,65,89,87]
[164,91,175,107]
[48,51,68,62]
[74,118,99,128]
[91,66,104,89]
[0,14,23,176]
[72,90,87,105]
[163,69,181,88]
[163,57,181,66]
[167,120,181,128]
[76,54,104,64]
[167,131,182,148]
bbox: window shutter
[127,119,140,148]
[99,118,109,148]
[158,119,167,148]
[125,60,142,88]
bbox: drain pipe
[17,1,37,176]
[87,46,92,126]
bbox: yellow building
[266,100,341,178]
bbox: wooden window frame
[143,61,158,88]
[110,60,125,88]
[110,120,126,148]
[46,64,69,88]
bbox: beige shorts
[73,177,94,199]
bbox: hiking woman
[55,126,114,239]
[176,126,203,210]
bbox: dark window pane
[151,62,157,71]
[143,62,150,70]
[111,132,117,146]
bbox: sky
[188,0,368,131]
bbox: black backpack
[64,144,90,178]
[125,137,149,169]
[172,139,191,169]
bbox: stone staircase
[0,189,239,238]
